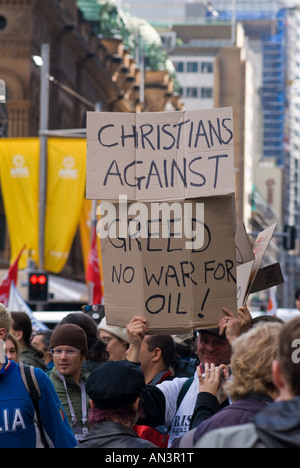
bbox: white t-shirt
[157,371,199,447]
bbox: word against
[97,196,205,250]
[102,154,229,192]
[292,339,300,364]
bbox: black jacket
[253,397,300,448]
[77,421,158,449]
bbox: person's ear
[132,397,140,413]
[12,330,23,342]
[0,328,6,341]
[152,348,162,363]
[272,359,284,391]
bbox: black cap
[197,328,227,340]
[86,361,146,410]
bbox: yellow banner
[44,138,86,273]
[0,138,40,269]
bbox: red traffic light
[29,274,47,285]
[38,275,47,285]
[30,274,38,285]
[28,271,49,303]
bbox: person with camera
[173,321,281,447]
[126,306,252,447]
[196,317,300,448]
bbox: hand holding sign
[126,316,148,363]
[220,306,252,345]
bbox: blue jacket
[0,358,77,448]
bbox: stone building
[0,0,137,139]
[0,0,178,287]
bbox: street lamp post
[231,0,237,44]
[0,79,7,137]
[38,44,50,271]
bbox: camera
[202,368,225,379]
[201,367,229,387]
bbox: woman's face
[4,338,18,362]
[98,330,127,361]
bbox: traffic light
[28,271,49,303]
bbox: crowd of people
[0,301,299,448]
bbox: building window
[186,87,198,98]
[0,16,7,30]
[201,62,213,73]
[174,61,184,73]
[201,87,213,98]
[187,62,198,73]
[0,80,6,104]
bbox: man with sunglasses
[48,323,90,442]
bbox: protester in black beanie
[77,361,157,448]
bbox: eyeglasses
[50,348,81,357]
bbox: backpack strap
[176,376,194,411]
[19,363,50,449]
[165,376,194,440]
[20,363,41,399]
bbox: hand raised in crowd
[126,316,148,363]
[197,363,221,397]
[219,305,252,345]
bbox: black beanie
[86,361,146,409]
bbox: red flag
[86,227,103,304]
[0,245,26,306]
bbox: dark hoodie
[254,397,300,448]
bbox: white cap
[98,317,130,344]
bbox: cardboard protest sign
[244,222,277,302]
[99,195,237,334]
[235,221,255,309]
[235,222,281,307]
[86,108,235,202]
[249,262,284,294]
[235,221,255,266]
[237,261,254,309]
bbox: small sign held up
[236,222,283,308]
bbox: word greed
[97,196,205,250]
